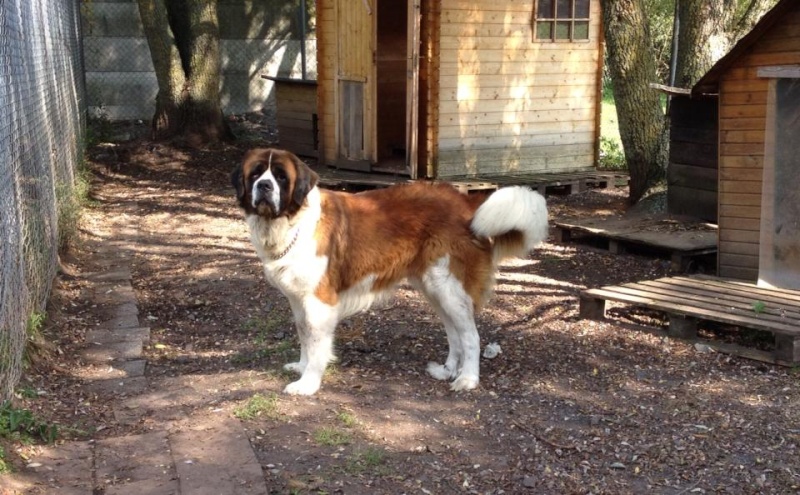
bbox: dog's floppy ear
[231,163,246,205]
[289,153,319,212]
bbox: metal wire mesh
[81,0,318,122]
[0,0,86,400]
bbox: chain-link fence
[81,0,317,124]
[0,0,87,400]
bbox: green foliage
[233,393,280,421]
[56,160,92,251]
[313,427,351,447]
[0,401,58,444]
[85,113,114,148]
[599,136,627,171]
[25,313,45,339]
[0,446,9,474]
[752,301,766,314]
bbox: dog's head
[232,148,319,218]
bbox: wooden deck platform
[580,275,800,366]
[309,165,626,195]
[554,217,717,271]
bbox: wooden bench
[580,275,800,365]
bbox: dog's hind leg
[413,283,461,381]
[283,298,338,396]
[418,257,480,391]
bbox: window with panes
[534,0,590,42]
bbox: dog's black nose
[257,180,273,192]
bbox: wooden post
[579,295,606,320]
[554,227,571,243]
[774,334,800,365]
[608,240,626,255]
[668,314,698,339]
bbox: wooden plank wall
[275,82,318,158]
[436,0,603,177]
[717,6,800,281]
[316,0,335,165]
[667,96,718,222]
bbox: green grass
[313,427,352,446]
[233,393,280,421]
[600,84,626,171]
[336,410,358,428]
[601,84,622,146]
[345,447,388,475]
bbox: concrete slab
[95,431,176,491]
[90,284,137,306]
[86,327,150,344]
[84,268,132,282]
[22,441,94,495]
[81,340,143,363]
[86,376,149,397]
[170,418,268,495]
[100,313,142,329]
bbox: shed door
[406,0,421,179]
[336,0,375,170]
[758,77,800,289]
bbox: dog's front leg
[283,299,338,396]
[283,297,308,375]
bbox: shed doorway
[758,72,800,289]
[334,0,422,177]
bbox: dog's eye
[273,168,287,182]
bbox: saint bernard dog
[232,148,549,396]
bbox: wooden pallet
[580,275,800,365]
[554,219,717,271]
[452,170,629,195]
[448,180,498,194]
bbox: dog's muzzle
[252,179,280,215]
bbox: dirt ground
[6,138,800,494]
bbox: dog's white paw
[283,378,320,396]
[426,362,456,381]
[450,374,479,391]
[283,362,305,374]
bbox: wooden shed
[311,0,604,180]
[686,0,800,286]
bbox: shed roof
[692,0,796,95]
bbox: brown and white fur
[232,148,548,395]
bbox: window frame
[533,0,591,43]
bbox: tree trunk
[602,0,668,204]
[136,0,233,145]
[675,0,727,88]
[184,0,233,145]
[137,0,187,140]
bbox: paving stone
[86,376,149,397]
[22,441,93,495]
[86,327,150,344]
[96,431,176,491]
[82,360,147,382]
[83,268,132,282]
[81,340,143,363]
[104,478,179,495]
[90,284,137,306]
[100,313,142,330]
[170,418,268,495]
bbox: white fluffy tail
[471,186,549,262]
